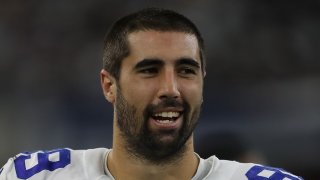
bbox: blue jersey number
[14,149,71,179]
[246,165,302,180]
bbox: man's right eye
[138,67,159,75]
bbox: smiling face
[102,30,204,163]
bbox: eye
[178,67,197,75]
[138,67,159,75]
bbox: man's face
[115,30,203,163]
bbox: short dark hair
[103,8,206,80]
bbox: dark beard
[115,87,201,165]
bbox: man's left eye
[179,67,196,75]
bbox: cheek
[180,82,203,104]
[120,81,157,111]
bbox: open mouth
[152,111,181,124]
[148,110,184,131]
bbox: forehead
[126,30,200,63]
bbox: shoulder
[0,148,110,180]
[199,156,303,180]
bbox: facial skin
[102,30,204,164]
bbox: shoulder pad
[1,148,71,179]
[245,165,303,180]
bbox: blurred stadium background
[0,0,319,179]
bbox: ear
[100,69,116,104]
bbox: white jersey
[0,148,303,180]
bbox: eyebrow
[133,57,200,70]
[133,58,164,70]
[176,58,200,68]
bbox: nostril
[159,94,179,99]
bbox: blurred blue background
[0,0,319,179]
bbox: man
[0,8,302,180]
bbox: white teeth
[163,112,168,117]
[156,120,172,124]
[154,112,180,118]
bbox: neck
[107,131,199,180]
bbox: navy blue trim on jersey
[246,165,303,180]
[0,167,3,175]
[14,148,71,179]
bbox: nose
[157,68,181,99]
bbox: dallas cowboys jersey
[0,148,303,180]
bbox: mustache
[145,98,186,117]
